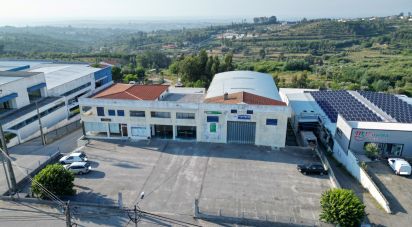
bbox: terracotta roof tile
[92,84,169,100]
[204,92,286,106]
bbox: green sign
[205,111,222,114]
[210,123,217,133]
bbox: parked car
[59,152,88,164]
[64,162,91,175]
[297,163,328,175]
[388,158,411,176]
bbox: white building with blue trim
[0,60,113,146]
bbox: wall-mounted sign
[237,115,251,120]
[353,130,389,142]
[101,118,112,122]
[205,111,222,115]
[210,123,217,133]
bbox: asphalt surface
[366,161,412,226]
[0,129,83,195]
[64,140,331,226]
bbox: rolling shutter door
[227,121,256,144]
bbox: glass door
[390,144,403,156]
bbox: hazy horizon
[1,0,411,27]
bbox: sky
[0,0,411,24]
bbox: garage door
[227,121,256,144]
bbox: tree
[123,74,138,83]
[32,164,75,199]
[222,53,234,71]
[365,143,380,159]
[320,189,365,227]
[199,49,208,74]
[111,66,122,82]
[211,56,220,77]
[135,66,146,81]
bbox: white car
[388,158,411,176]
[59,152,88,164]
[64,162,91,175]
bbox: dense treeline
[169,50,234,87]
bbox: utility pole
[35,101,46,146]
[0,124,17,195]
[1,154,11,193]
[65,201,71,227]
[134,205,138,227]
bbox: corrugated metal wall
[227,121,256,144]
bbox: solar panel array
[359,91,412,123]
[310,90,382,123]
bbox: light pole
[34,100,46,146]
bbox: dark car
[297,163,327,175]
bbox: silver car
[64,162,91,175]
[59,152,88,164]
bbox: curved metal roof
[205,71,281,101]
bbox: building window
[117,110,125,116]
[97,107,105,116]
[266,119,278,126]
[176,112,195,119]
[82,106,92,112]
[207,116,219,122]
[130,111,145,117]
[10,102,65,130]
[108,110,116,116]
[247,110,253,114]
[62,82,92,97]
[151,111,171,118]
[231,109,237,114]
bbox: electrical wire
[0,148,66,207]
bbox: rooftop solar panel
[359,91,412,123]
[309,90,383,123]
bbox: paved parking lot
[66,139,331,225]
[367,161,412,226]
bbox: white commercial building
[80,71,291,147]
[280,88,412,158]
[0,60,113,145]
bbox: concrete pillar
[173,125,176,140]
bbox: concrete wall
[333,142,391,213]
[79,98,291,147]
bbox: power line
[0,148,65,207]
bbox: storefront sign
[353,130,389,142]
[205,111,222,115]
[237,115,251,120]
[101,118,112,122]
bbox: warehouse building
[79,71,291,147]
[0,60,113,145]
[280,88,412,158]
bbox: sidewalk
[0,129,82,195]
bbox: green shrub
[364,143,380,159]
[320,188,365,227]
[32,164,75,199]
